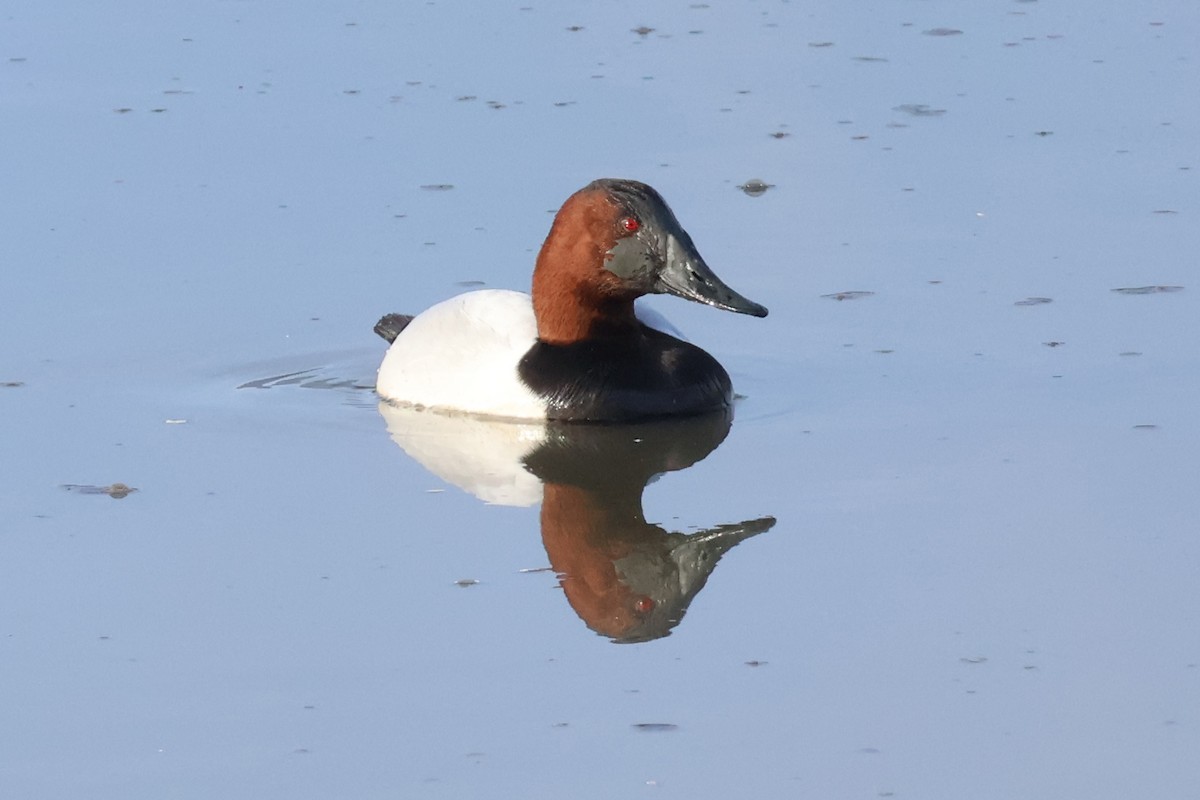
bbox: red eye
[621,216,640,233]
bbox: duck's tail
[373,313,414,344]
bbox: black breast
[517,325,733,422]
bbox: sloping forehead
[586,178,671,218]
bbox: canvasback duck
[374,178,767,422]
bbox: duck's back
[376,289,545,419]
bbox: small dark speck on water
[2,381,24,387]
[633,723,679,732]
[1112,285,1183,295]
[1152,209,1178,214]
[1035,130,1054,136]
[1133,424,1158,430]
[1119,351,1142,357]
[1015,296,1053,306]
[420,184,455,191]
[923,27,963,36]
[745,660,768,667]
[822,290,874,301]
[960,656,988,664]
[738,179,773,196]
[1043,341,1065,347]
[631,26,655,36]
[894,104,947,117]
[63,483,138,499]
[454,578,480,587]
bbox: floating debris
[923,28,963,36]
[1133,424,1158,430]
[737,178,773,196]
[1014,296,1053,306]
[894,104,947,117]
[62,483,138,499]
[960,656,988,664]
[853,56,888,62]
[744,660,768,667]
[1112,285,1184,295]
[808,41,835,48]
[821,290,875,301]
[632,723,679,732]
[419,184,455,191]
[2,381,24,388]
[164,418,188,425]
[631,26,655,36]
[1043,341,1065,347]
[454,578,480,587]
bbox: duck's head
[533,179,768,344]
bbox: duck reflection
[379,405,774,642]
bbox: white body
[376,289,680,420]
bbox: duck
[374,178,767,422]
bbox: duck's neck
[532,198,639,345]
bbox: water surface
[2,2,1197,798]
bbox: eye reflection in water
[379,404,775,642]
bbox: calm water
[3,2,1198,798]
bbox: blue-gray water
[3,2,1197,798]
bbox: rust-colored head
[531,179,768,345]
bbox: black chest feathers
[517,325,733,422]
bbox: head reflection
[379,405,774,642]
[525,414,774,642]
